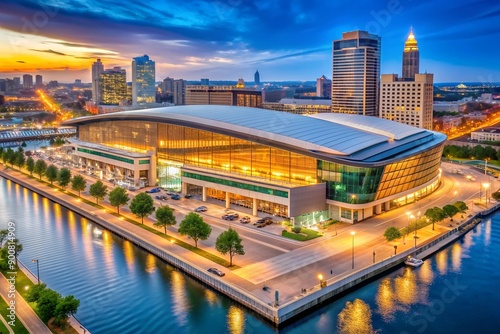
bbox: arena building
[63,105,446,226]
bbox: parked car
[184,194,193,199]
[145,187,161,193]
[155,195,168,200]
[240,216,250,224]
[170,194,181,200]
[194,206,207,212]
[207,268,225,277]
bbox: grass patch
[281,228,322,241]
[0,294,30,334]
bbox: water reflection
[375,278,396,322]
[170,270,189,326]
[451,243,462,272]
[227,305,245,334]
[337,299,376,334]
[123,240,135,270]
[145,254,157,274]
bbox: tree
[54,295,80,326]
[0,229,8,246]
[383,226,401,242]
[57,167,72,189]
[154,205,176,235]
[71,175,87,197]
[129,193,155,224]
[5,148,15,167]
[21,141,27,148]
[45,164,59,185]
[89,180,108,204]
[453,201,468,217]
[108,186,130,214]
[37,289,61,322]
[443,204,459,221]
[14,151,25,170]
[0,148,8,165]
[34,159,47,180]
[26,156,35,175]
[215,228,245,266]
[493,191,500,201]
[178,212,212,248]
[26,283,47,302]
[425,207,445,230]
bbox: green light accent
[139,160,150,165]
[77,148,134,164]
[182,171,288,198]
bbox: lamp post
[318,274,325,288]
[373,250,376,263]
[483,182,490,206]
[394,245,397,255]
[351,231,355,269]
[31,259,40,284]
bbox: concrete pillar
[374,203,382,215]
[202,187,207,202]
[149,152,157,187]
[225,191,230,209]
[253,198,258,216]
[384,201,390,211]
[181,182,188,194]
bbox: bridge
[0,127,76,147]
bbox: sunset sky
[1,0,499,83]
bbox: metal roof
[63,105,446,165]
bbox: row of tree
[443,144,499,161]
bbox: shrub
[292,226,302,234]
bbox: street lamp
[483,183,490,205]
[318,274,325,288]
[351,231,355,269]
[31,259,40,284]
[394,245,397,255]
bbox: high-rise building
[173,79,186,105]
[201,78,210,86]
[161,77,174,94]
[402,28,419,80]
[254,70,260,85]
[316,75,331,98]
[23,74,33,89]
[13,77,21,89]
[132,55,156,105]
[186,85,261,107]
[99,67,127,105]
[379,73,434,129]
[35,75,43,88]
[331,30,381,116]
[0,79,6,93]
[91,58,104,103]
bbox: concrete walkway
[0,273,52,334]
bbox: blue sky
[1,0,499,83]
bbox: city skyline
[1,0,499,83]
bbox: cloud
[30,49,67,56]
[17,60,25,63]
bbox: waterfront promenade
[0,160,495,325]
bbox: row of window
[77,148,135,165]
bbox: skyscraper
[132,55,156,105]
[99,67,127,105]
[402,28,419,80]
[331,30,381,116]
[22,74,33,89]
[92,58,104,103]
[254,70,260,85]
[35,75,43,88]
[173,79,186,105]
[316,75,331,98]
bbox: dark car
[184,194,193,199]
[194,206,207,212]
[207,268,225,277]
[170,194,181,200]
[155,195,168,200]
[146,187,161,193]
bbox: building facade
[254,70,260,85]
[331,30,381,116]
[132,55,156,105]
[23,74,33,89]
[185,86,262,107]
[402,28,419,80]
[91,58,104,103]
[471,128,500,142]
[35,75,43,88]
[380,74,434,130]
[63,106,445,226]
[316,75,331,99]
[99,67,127,105]
[263,98,332,115]
[173,79,186,105]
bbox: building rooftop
[63,105,446,166]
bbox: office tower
[99,67,127,105]
[132,54,156,105]
[201,78,209,86]
[92,58,104,103]
[186,85,261,107]
[379,73,433,129]
[173,79,186,105]
[13,77,21,89]
[74,79,82,87]
[316,75,331,98]
[161,77,174,94]
[402,28,419,80]
[35,75,43,88]
[23,74,33,89]
[0,79,5,93]
[254,70,260,85]
[331,30,381,116]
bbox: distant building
[471,127,500,142]
[161,77,174,94]
[186,85,262,107]
[316,75,331,98]
[91,58,104,103]
[173,79,186,105]
[201,78,210,86]
[263,98,332,115]
[132,54,156,105]
[402,28,419,80]
[380,73,434,130]
[254,70,260,85]
[332,30,381,116]
[262,87,287,102]
[236,78,245,88]
[23,74,33,89]
[35,75,43,88]
[0,79,6,93]
[99,67,127,105]
[47,81,59,89]
[13,77,21,90]
[74,79,82,87]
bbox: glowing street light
[31,259,40,284]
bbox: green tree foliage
[443,144,498,160]
[178,212,212,248]
[45,164,59,185]
[33,159,47,180]
[443,204,460,221]
[0,229,8,246]
[37,289,61,322]
[337,299,377,334]
[453,201,468,214]
[0,148,8,165]
[215,228,245,266]
[54,295,80,326]
[21,141,27,147]
[89,180,108,204]
[26,283,47,302]
[5,148,15,167]
[130,193,155,223]
[57,167,72,189]
[26,156,35,175]
[71,175,87,197]
[383,226,401,242]
[425,207,446,230]
[154,205,176,234]
[493,191,500,201]
[108,186,130,214]
[14,151,25,170]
